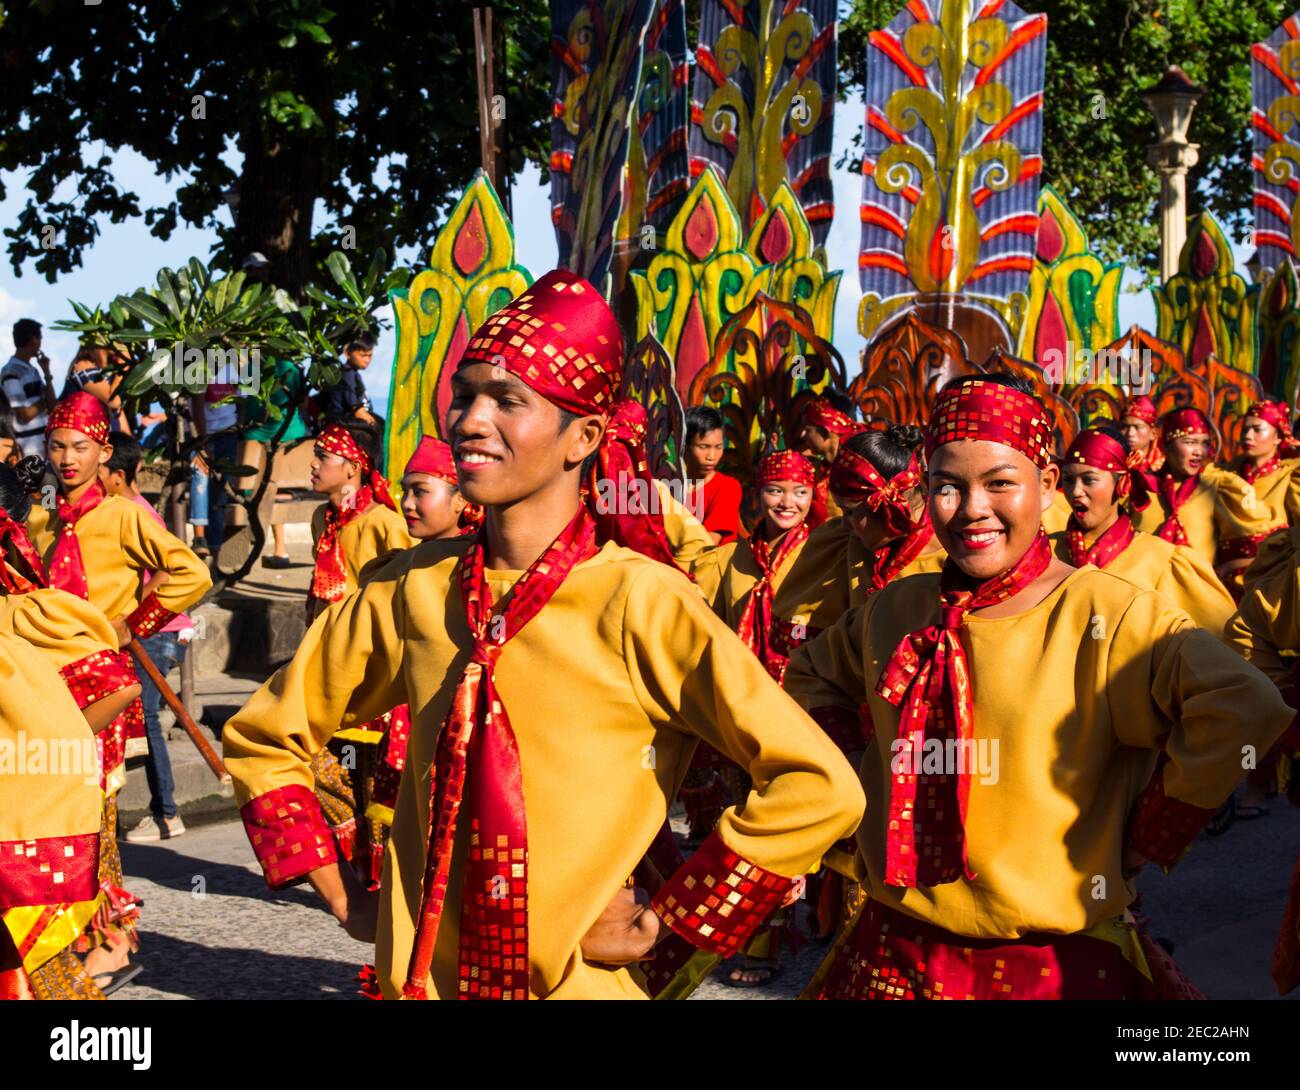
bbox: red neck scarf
[875,530,1052,888]
[1065,514,1136,569]
[736,521,811,682]
[1155,472,1200,546]
[0,506,48,593]
[830,445,931,592]
[48,481,109,600]
[403,504,599,1000]
[1241,454,1282,485]
[310,485,375,603]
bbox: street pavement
[111,799,1300,1001]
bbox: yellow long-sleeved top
[785,567,1292,941]
[0,630,103,912]
[1043,489,1073,535]
[0,587,120,672]
[223,538,864,999]
[1246,458,1300,528]
[310,500,414,598]
[1050,528,1235,636]
[1228,523,1300,689]
[28,495,212,637]
[1133,465,1278,568]
[651,479,714,570]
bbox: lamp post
[1142,66,1205,282]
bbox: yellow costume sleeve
[652,479,713,569]
[1107,589,1294,861]
[1227,525,1300,690]
[222,549,414,887]
[0,588,119,669]
[688,541,737,612]
[118,503,212,637]
[620,563,864,954]
[1205,464,1280,543]
[1156,545,1236,636]
[783,601,873,755]
[0,631,103,910]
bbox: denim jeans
[191,434,239,548]
[139,631,185,818]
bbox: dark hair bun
[15,455,47,495]
[885,423,924,451]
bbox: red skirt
[811,899,1143,1000]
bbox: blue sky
[0,94,1207,412]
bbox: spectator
[99,433,192,842]
[188,357,241,558]
[318,331,381,427]
[2,318,57,457]
[240,356,310,568]
[61,346,131,433]
[683,405,743,545]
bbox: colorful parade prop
[1017,185,1123,368]
[858,0,1046,344]
[689,0,837,247]
[385,172,532,480]
[550,0,655,296]
[1252,11,1300,276]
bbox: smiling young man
[1132,407,1276,589]
[1056,426,1234,635]
[25,391,210,995]
[785,374,1291,1000]
[222,270,863,1000]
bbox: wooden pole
[473,7,496,185]
[128,638,230,784]
[168,414,197,715]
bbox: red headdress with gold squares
[46,391,110,446]
[925,378,1055,469]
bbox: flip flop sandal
[92,962,143,997]
[719,959,783,989]
[1235,803,1270,820]
[1205,798,1235,837]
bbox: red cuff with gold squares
[1127,773,1217,868]
[126,593,177,640]
[59,649,139,715]
[649,831,792,957]
[240,784,339,889]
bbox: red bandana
[756,449,817,488]
[876,530,1052,888]
[403,504,599,1000]
[310,424,398,604]
[593,399,683,572]
[0,506,48,593]
[1153,410,1212,546]
[925,380,1055,469]
[1122,395,1158,426]
[1241,400,1300,481]
[830,445,931,592]
[803,396,864,438]
[1063,429,1151,512]
[46,391,110,446]
[404,437,483,535]
[736,520,811,683]
[1160,407,1214,450]
[48,480,109,600]
[404,436,458,485]
[458,269,620,417]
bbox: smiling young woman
[786,374,1292,1001]
[1054,426,1234,635]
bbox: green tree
[0,0,550,293]
[840,0,1294,275]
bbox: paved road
[112,800,1299,1001]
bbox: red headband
[317,422,373,474]
[803,396,864,438]
[925,379,1055,469]
[47,391,110,446]
[404,436,457,486]
[1121,395,1158,426]
[457,268,622,416]
[755,449,818,488]
[1160,407,1213,447]
[1063,429,1150,511]
[830,445,923,539]
[1246,400,1293,439]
